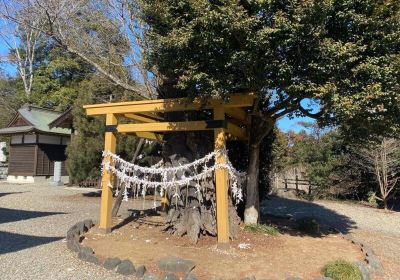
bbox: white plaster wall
[7,175,35,184]
[0,142,6,162]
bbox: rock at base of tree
[163,273,178,280]
[136,265,147,278]
[116,259,135,275]
[143,272,158,280]
[244,206,258,224]
[158,256,195,273]
[103,257,121,270]
[286,277,303,280]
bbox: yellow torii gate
[83,93,255,246]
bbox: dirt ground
[83,213,364,280]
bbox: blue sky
[0,41,312,133]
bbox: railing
[282,175,315,194]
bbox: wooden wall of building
[36,144,67,176]
[8,144,68,176]
[8,145,36,175]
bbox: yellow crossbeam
[124,113,157,123]
[84,94,255,116]
[114,120,247,139]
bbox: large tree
[4,0,399,227]
[140,0,400,223]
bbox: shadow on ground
[0,207,65,224]
[260,196,357,235]
[0,231,63,255]
[82,191,102,197]
[0,192,28,198]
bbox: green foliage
[142,0,400,136]
[244,223,279,236]
[296,217,320,235]
[322,260,362,280]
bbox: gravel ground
[1,182,399,279]
[261,196,400,279]
[0,182,152,280]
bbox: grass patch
[322,260,362,280]
[296,217,320,235]
[244,223,279,236]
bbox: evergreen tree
[141,0,400,223]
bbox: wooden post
[284,179,288,189]
[99,113,117,233]
[295,175,299,191]
[214,106,230,246]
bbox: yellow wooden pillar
[99,113,117,233]
[214,106,230,246]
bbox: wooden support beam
[113,120,246,139]
[226,122,247,140]
[124,131,163,141]
[139,112,164,121]
[225,108,249,125]
[84,94,256,116]
[99,113,117,233]
[214,106,230,246]
[123,114,163,141]
[124,113,157,123]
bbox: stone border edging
[66,220,198,280]
[340,232,384,280]
[66,220,378,280]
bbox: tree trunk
[162,131,241,243]
[244,142,260,224]
[155,80,240,243]
[244,115,274,225]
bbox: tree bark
[244,142,260,224]
[244,115,274,224]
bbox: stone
[116,259,135,275]
[355,261,371,280]
[83,219,94,231]
[158,256,195,273]
[361,245,374,257]
[66,238,81,252]
[365,255,383,271]
[143,272,158,280]
[85,254,100,265]
[286,277,303,280]
[314,277,333,280]
[163,273,178,280]
[103,257,121,270]
[77,247,99,265]
[136,265,147,278]
[241,277,256,280]
[74,221,85,235]
[79,246,94,255]
[184,273,198,280]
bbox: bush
[244,224,279,236]
[296,217,320,234]
[322,260,362,280]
